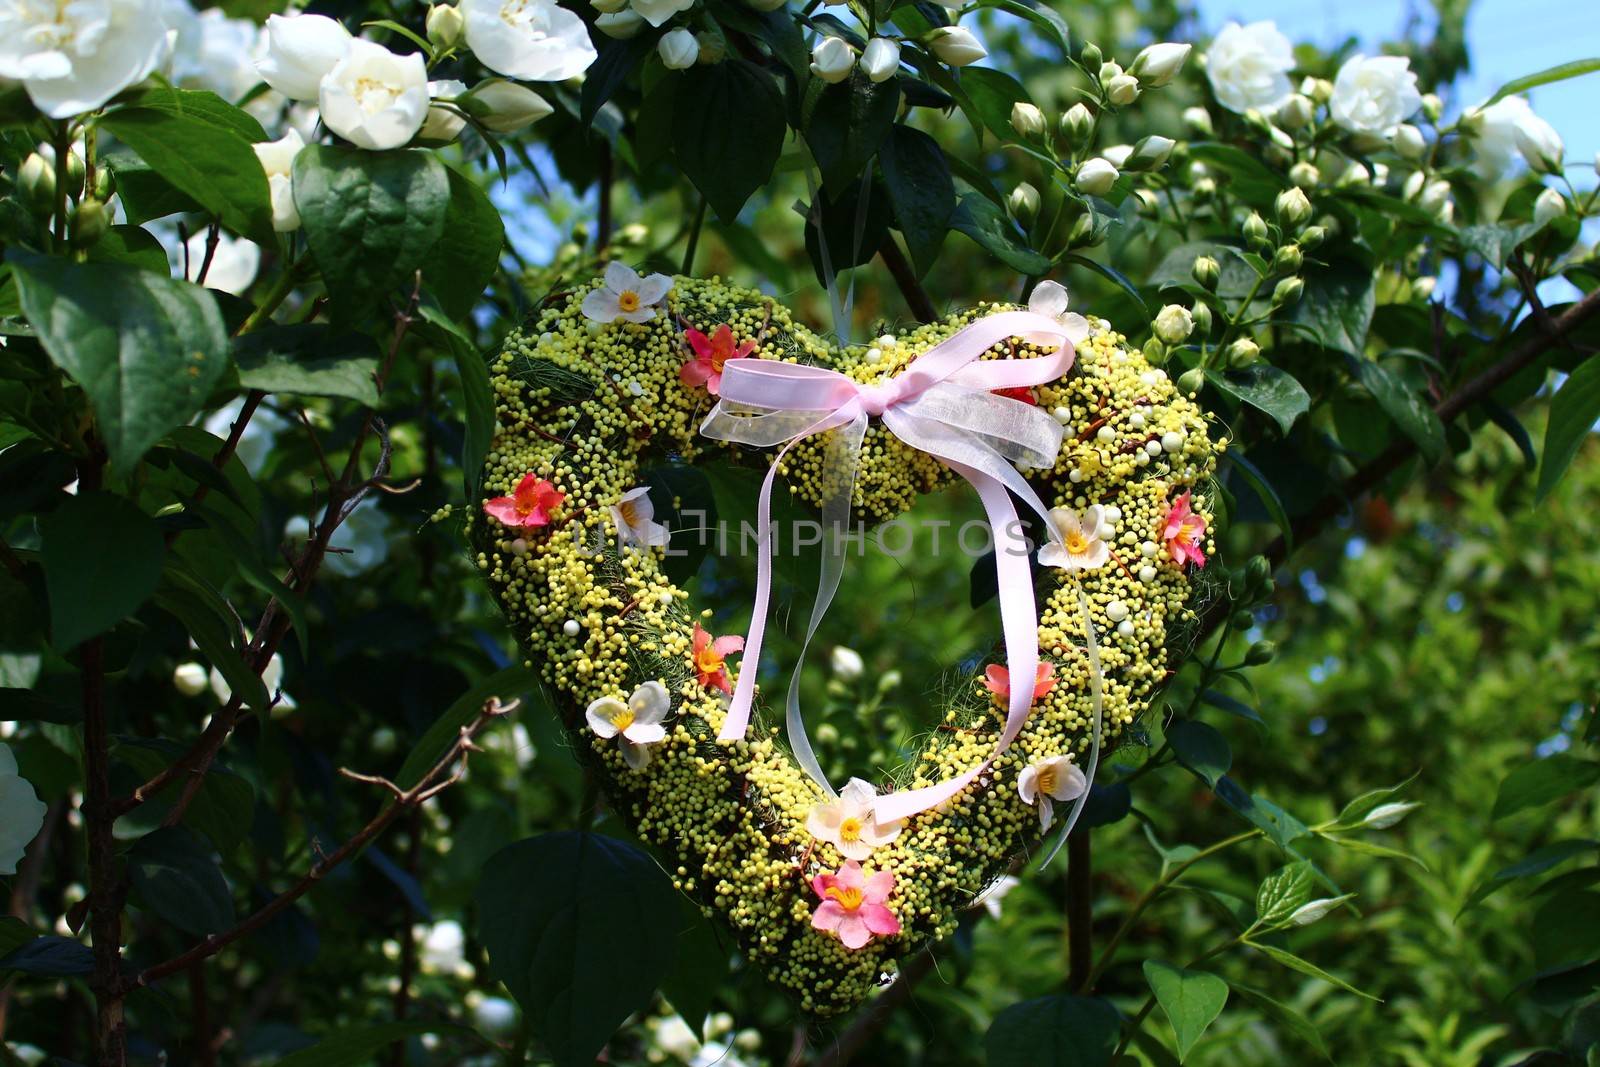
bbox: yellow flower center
[1036,765,1058,795]
[617,290,641,313]
[825,886,864,911]
[696,648,724,675]
[617,499,640,527]
[838,816,863,843]
[1064,531,1089,555]
[610,709,635,732]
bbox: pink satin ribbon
[699,310,1077,823]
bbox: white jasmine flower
[419,919,468,974]
[593,9,642,37]
[657,27,697,70]
[253,128,304,232]
[1328,54,1420,135]
[172,661,209,696]
[581,262,672,324]
[470,79,553,133]
[927,26,985,66]
[1534,186,1567,227]
[610,486,670,548]
[173,230,260,296]
[460,0,596,80]
[256,13,352,102]
[805,777,904,860]
[319,39,430,151]
[628,0,693,27]
[809,36,853,84]
[830,645,864,681]
[1017,755,1086,831]
[1037,505,1109,571]
[0,0,168,118]
[0,743,47,875]
[1515,115,1565,174]
[1130,41,1190,87]
[859,36,900,83]
[1075,156,1119,196]
[1468,95,1555,174]
[419,78,470,143]
[208,652,292,710]
[1154,304,1194,344]
[586,680,670,770]
[1204,20,1294,115]
[167,5,267,103]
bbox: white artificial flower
[1037,505,1109,572]
[628,0,693,27]
[593,9,643,37]
[0,743,47,875]
[1204,20,1294,115]
[1017,754,1086,831]
[860,36,900,83]
[172,661,209,696]
[927,26,985,66]
[804,777,903,861]
[419,78,469,143]
[809,36,853,84]
[461,0,596,79]
[1075,156,1119,197]
[581,261,673,324]
[256,13,352,102]
[657,27,697,70]
[1534,186,1567,227]
[585,680,670,770]
[1153,303,1194,344]
[1328,54,1421,135]
[1025,279,1091,348]
[419,919,468,974]
[253,128,304,232]
[610,486,670,548]
[1469,96,1553,174]
[319,39,430,151]
[167,4,267,103]
[471,79,554,132]
[976,874,1019,919]
[176,230,261,296]
[1130,41,1190,87]
[830,645,864,681]
[0,0,169,118]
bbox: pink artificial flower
[994,386,1037,405]
[1162,491,1208,568]
[680,323,756,396]
[482,473,565,529]
[810,860,901,949]
[983,662,1056,705]
[692,621,744,694]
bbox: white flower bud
[1275,93,1314,130]
[1153,304,1194,344]
[1007,181,1040,222]
[1010,100,1045,138]
[1075,157,1119,197]
[1534,186,1568,227]
[830,646,864,681]
[1289,897,1343,926]
[1061,102,1094,146]
[1275,186,1312,227]
[1182,106,1214,138]
[927,26,986,66]
[1516,119,1565,174]
[468,80,554,133]
[1125,134,1175,170]
[657,27,698,70]
[1106,73,1140,106]
[860,37,900,83]
[1362,801,1420,829]
[1391,122,1425,160]
[1129,42,1190,87]
[426,4,465,48]
[1289,161,1319,189]
[809,36,854,83]
[173,662,209,697]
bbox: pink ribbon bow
[699,310,1077,823]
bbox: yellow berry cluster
[469,276,1217,1015]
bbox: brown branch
[134,697,516,990]
[1066,831,1093,992]
[877,238,937,325]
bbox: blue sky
[1197,0,1600,162]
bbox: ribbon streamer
[699,310,1079,823]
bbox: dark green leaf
[153,581,271,713]
[1538,356,1600,502]
[985,994,1121,1067]
[1142,960,1229,1062]
[581,34,654,126]
[642,462,717,585]
[1255,861,1315,925]
[1493,754,1600,820]
[1348,357,1445,463]
[806,71,901,194]
[958,66,1031,141]
[673,60,786,222]
[1152,242,1257,301]
[1457,221,1544,271]
[803,177,891,284]
[114,86,269,142]
[1289,258,1376,355]
[426,166,505,320]
[659,898,728,1034]
[476,833,680,1067]
[1169,720,1230,787]
[112,738,257,857]
[952,192,1049,274]
[1185,143,1287,206]
[1216,777,1308,849]
[1199,688,1265,726]
[104,151,205,225]
[1481,399,1538,469]
[1462,840,1598,913]
[40,491,164,649]
[98,107,275,244]
[0,935,93,977]
[1231,985,1332,1061]
[1203,364,1310,436]
[0,689,79,723]
[981,0,1070,55]
[9,251,229,474]
[87,225,170,273]
[1486,58,1600,105]
[292,145,451,322]
[232,325,381,405]
[1245,940,1380,1000]
[877,125,953,278]
[397,665,542,789]
[128,826,236,938]
[1532,889,1600,974]
[1063,253,1150,317]
[419,308,494,497]
[276,1022,484,1067]
[0,917,32,958]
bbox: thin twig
[876,237,936,325]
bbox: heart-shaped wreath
[470,267,1218,1016]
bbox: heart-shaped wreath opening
[470,272,1218,1016]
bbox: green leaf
[878,124,954,278]
[673,60,786,222]
[40,491,164,649]
[1461,840,1598,914]
[1184,143,1287,206]
[1486,58,1600,105]
[87,225,170,273]
[659,897,728,1034]
[1152,242,1256,301]
[1289,258,1376,355]
[292,145,451,322]
[1169,720,1231,787]
[1230,985,1332,1062]
[9,251,229,475]
[1199,688,1265,726]
[432,316,494,498]
[1063,253,1150,318]
[1349,357,1445,463]
[476,832,680,1067]
[581,34,653,125]
[1224,451,1293,550]
[128,826,236,938]
[0,689,79,724]
[232,325,381,405]
[1245,941,1380,1000]
[1203,364,1310,436]
[104,151,204,225]
[1492,754,1600,820]
[1534,888,1600,974]
[985,994,1121,1067]
[1538,356,1600,502]
[958,66,1031,141]
[1255,861,1315,925]
[1330,773,1418,829]
[1215,777,1308,849]
[426,166,506,320]
[0,917,32,958]
[1142,960,1229,1062]
[642,461,717,585]
[980,0,1070,55]
[0,935,93,977]
[111,739,256,857]
[397,665,542,790]
[805,70,901,194]
[276,1022,484,1067]
[114,87,269,142]
[153,581,271,713]
[1457,221,1544,271]
[952,192,1049,274]
[98,106,275,244]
